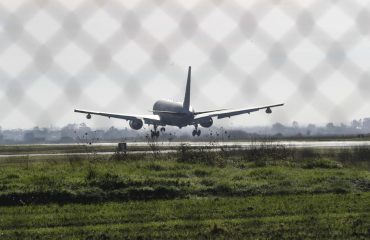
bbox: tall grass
[0,144,369,205]
[1,193,370,239]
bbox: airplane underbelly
[159,113,192,127]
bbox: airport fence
[0,0,369,130]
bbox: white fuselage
[153,100,194,127]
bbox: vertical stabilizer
[183,66,191,110]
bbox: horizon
[2,117,370,131]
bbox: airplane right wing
[74,109,162,125]
[194,103,284,122]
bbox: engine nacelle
[86,114,91,119]
[129,119,143,130]
[265,107,272,114]
[199,117,213,128]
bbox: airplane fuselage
[153,100,194,127]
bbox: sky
[0,0,370,129]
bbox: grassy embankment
[0,144,369,239]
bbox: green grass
[0,193,369,239]
[0,153,369,204]
[0,145,369,239]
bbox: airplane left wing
[194,103,284,122]
[74,109,162,125]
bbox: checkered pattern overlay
[0,0,369,129]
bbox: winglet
[183,66,191,110]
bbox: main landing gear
[192,125,201,137]
[151,126,166,138]
[151,125,160,138]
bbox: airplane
[75,66,284,138]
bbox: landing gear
[192,129,201,136]
[192,125,201,137]
[160,127,166,132]
[151,130,159,138]
[151,125,160,138]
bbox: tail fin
[183,66,191,110]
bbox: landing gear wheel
[151,125,160,138]
[192,129,201,137]
[192,124,201,137]
[192,130,197,137]
[151,131,160,138]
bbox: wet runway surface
[125,140,370,148]
[1,141,370,158]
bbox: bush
[303,159,342,169]
[146,163,166,171]
[86,167,98,181]
[290,148,320,163]
[31,175,61,191]
[352,146,370,161]
[88,173,127,190]
[207,182,233,196]
[194,169,210,177]
[126,186,182,200]
[336,146,370,167]
[109,152,128,161]
[176,144,222,166]
[241,142,292,164]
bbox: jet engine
[199,117,213,128]
[265,107,272,114]
[129,119,143,130]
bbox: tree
[362,118,370,130]
[272,122,286,135]
[351,119,361,129]
[61,124,79,138]
[326,122,335,129]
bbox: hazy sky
[0,0,370,129]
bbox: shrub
[146,163,166,171]
[194,169,210,177]
[241,142,293,164]
[291,148,320,163]
[336,146,370,166]
[126,185,182,200]
[303,159,342,169]
[209,182,233,196]
[88,173,127,190]
[176,144,222,166]
[352,146,370,161]
[31,175,61,191]
[86,167,98,181]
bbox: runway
[118,140,370,148]
[1,140,370,158]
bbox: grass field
[0,144,369,239]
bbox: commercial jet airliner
[75,67,284,138]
